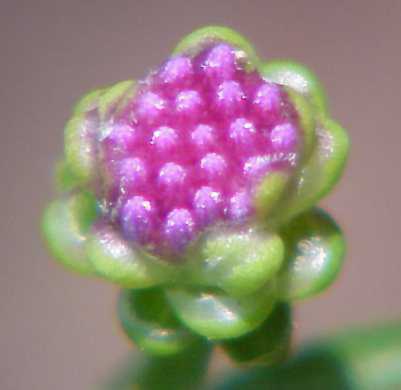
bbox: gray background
[1,1,401,389]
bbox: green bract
[221,303,292,364]
[118,289,199,356]
[42,26,348,357]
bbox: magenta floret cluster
[100,43,301,256]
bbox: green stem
[136,340,211,390]
[105,339,212,390]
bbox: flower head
[43,26,349,348]
[97,42,303,259]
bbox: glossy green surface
[277,117,349,223]
[221,303,292,365]
[191,227,284,297]
[42,191,97,274]
[278,208,345,301]
[254,172,290,220]
[166,283,276,340]
[86,224,173,288]
[118,288,198,356]
[262,60,329,114]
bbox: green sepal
[86,222,174,288]
[165,283,276,340]
[118,288,198,356]
[54,160,81,192]
[42,191,98,275]
[262,60,328,115]
[98,79,136,122]
[285,87,316,162]
[278,117,349,223]
[254,172,290,220]
[173,25,260,71]
[221,303,292,365]
[73,87,104,115]
[64,112,98,184]
[278,208,345,301]
[190,226,284,297]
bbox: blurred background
[1,1,401,389]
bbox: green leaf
[118,288,198,356]
[262,60,328,115]
[278,208,346,301]
[86,222,173,288]
[173,25,260,71]
[277,117,349,223]
[165,284,276,340]
[190,226,284,297]
[221,303,292,365]
[42,191,97,275]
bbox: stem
[105,339,212,390]
[137,340,212,390]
